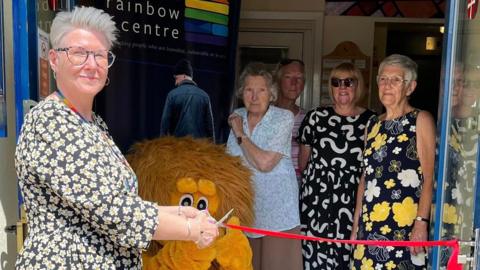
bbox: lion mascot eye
[196,197,208,210]
[179,194,194,207]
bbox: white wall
[323,16,376,59]
[0,0,19,268]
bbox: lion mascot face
[126,137,254,270]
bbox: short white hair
[50,6,118,49]
[378,54,418,81]
[237,62,277,102]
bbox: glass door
[432,1,480,269]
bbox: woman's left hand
[191,211,219,248]
[409,220,428,255]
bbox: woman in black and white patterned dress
[298,62,374,269]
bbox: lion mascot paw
[127,137,254,270]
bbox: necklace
[54,90,138,193]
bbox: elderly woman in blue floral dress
[351,54,435,269]
[14,7,218,269]
[227,62,302,270]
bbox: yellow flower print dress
[352,110,427,269]
[439,116,477,266]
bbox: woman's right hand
[178,206,201,219]
[228,113,244,138]
[189,211,219,248]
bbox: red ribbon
[226,224,461,270]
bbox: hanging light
[426,37,437,51]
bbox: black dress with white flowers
[15,99,159,269]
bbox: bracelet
[415,216,429,223]
[186,218,192,238]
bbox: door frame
[431,0,477,268]
[1,0,20,267]
[239,11,324,110]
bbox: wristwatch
[415,216,429,223]
[237,135,246,145]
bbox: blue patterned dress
[352,110,427,270]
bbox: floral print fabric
[439,117,477,266]
[15,99,159,269]
[352,110,427,270]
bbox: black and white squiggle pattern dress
[299,106,375,269]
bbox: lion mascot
[126,136,254,270]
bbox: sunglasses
[331,77,356,88]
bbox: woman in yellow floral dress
[351,54,435,270]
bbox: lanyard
[55,90,91,123]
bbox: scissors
[215,208,234,228]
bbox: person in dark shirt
[160,59,215,142]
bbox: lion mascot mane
[126,136,254,270]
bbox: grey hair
[50,6,118,49]
[378,54,418,81]
[273,59,305,83]
[237,62,277,101]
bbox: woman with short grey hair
[351,54,435,269]
[378,53,418,81]
[236,62,277,101]
[15,6,218,269]
[227,62,302,270]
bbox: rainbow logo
[184,0,229,46]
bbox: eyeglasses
[55,46,116,68]
[377,75,409,87]
[331,77,356,88]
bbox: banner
[80,0,241,151]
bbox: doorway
[235,31,304,109]
[237,13,323,111]
[372,22,444,120]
